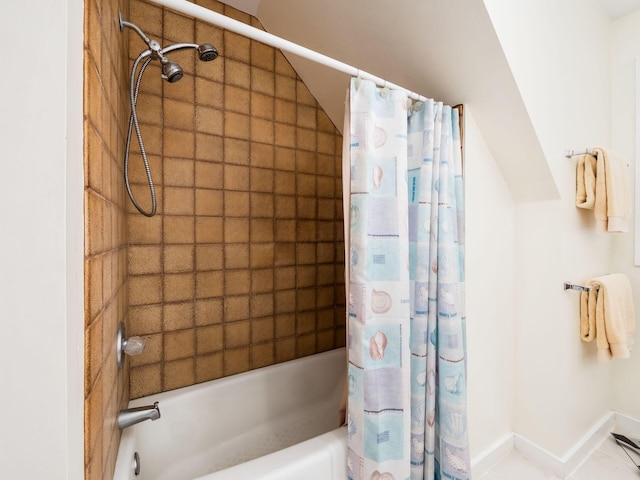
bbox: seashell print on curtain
[344,78,469,480]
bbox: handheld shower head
[161,59,184,83]
[154,43,218,83]
[198,44,219,62]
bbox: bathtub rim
[193,426,347,480]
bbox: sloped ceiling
[595,0,640,18]
[215,0,560,203]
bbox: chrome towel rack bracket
[565,148,596,158]
[564,282,599,293]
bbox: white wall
[611,9,640,420]
[0,1,85,479]
[484,0,615,457]
[465,109,516,457]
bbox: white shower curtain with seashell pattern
[344,78,469,480]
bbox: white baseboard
[470,433,514,478]
[515,411,614,478]
[471,410,640,478]
[614,411,640,433]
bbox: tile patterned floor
[478,428,640,480]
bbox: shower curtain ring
[381,79,390,98]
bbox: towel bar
[565,148,596,158]
[564,282,599,293]
[565,147,629,167]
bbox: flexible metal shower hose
[124,53,157,217]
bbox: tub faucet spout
[118,401,161,429]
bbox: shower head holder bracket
[119,12,153,47]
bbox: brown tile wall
[84,0,130,478]
[127,0,346,399]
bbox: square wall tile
[115,0,346,429]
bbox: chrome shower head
[161,59,184,83]
[198,44,219,62]
[120,14,219,84]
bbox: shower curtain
[344,78,469,480]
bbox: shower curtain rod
[146,0,427,101]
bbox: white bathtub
[113,348,347,480]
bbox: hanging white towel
[580,273,635,361]
[575,147,631,233]
[575,152,596,209]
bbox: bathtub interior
[114,347,346,480]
